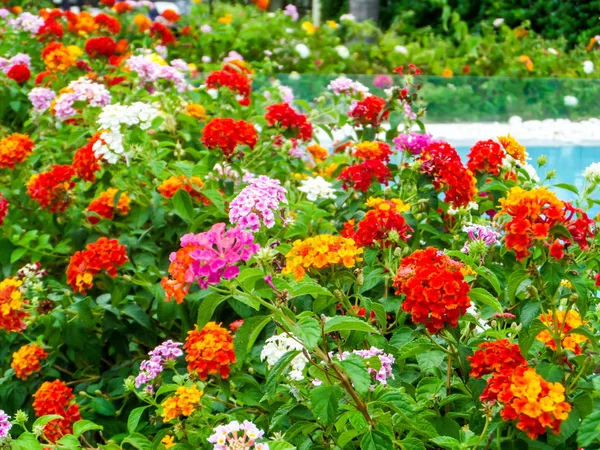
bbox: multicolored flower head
[161,384,203,422]
[392,247,471,334]
[11,343,48,380]
[26,165,75,212]
[32,380,81,443]
[0,133,35,169]
[87,188,131,224]
[184,322,235,379]
[536,310,590,355]
[0,410,11,440]
[208,420,269,450]
[0,278,29,332]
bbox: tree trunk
[349,0,379,22]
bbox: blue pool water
[457,146,599,207]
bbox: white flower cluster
[298,176,336,201]
[260,333,307,381]
[583,162,600,184]
[501,154,539,182]
[447,201,479,216]
[93,102,159,164]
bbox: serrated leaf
[289,315,321,351]
[507,269,529,302]
[337,353,371,395]
[309,385,343,425]
[468,287,502,313]
[518,319,547,357]
[360,430,393,450]
[578,410,600,447]
[127,407,148,434]
[172,189,195,223]
[202,188,224,213]
[122,433,152,450]
[324,316,378,334]
[289,279,333,298]
[73,419,103,437]
[429,436,461,450]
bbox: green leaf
[289,315,321,351]
[10,247,27,264]
[309,385,343,425]
[122,433,152,450]
[73,419,103,437]
[172,189,195,223]
[429,436,461,450]
[91,397,116,416]
[554,183,579,195]
[56,434,82,448]
[578,410,600,447]
[203,189,225,213]
[12,433,43,450]
[265,350,300,396]
[197,293,229,329]
[127,407,148,434]
[507,269,529,302]
[540,262,564,298]
[473,266,501,295]
[232,290,261,310]
[33,414,64,428]
[122,303,152,330]
[399,437,427,450]
[234,315,271,367]
[360,431,393,450]
[289,279,333,298]
[518,319,547,357]
[324,316,378,334]
[468,287,502,313]
[337,354,371,395]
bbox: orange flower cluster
[469,339,572,440]
[419,141,477,208]
[161,385,203,422]
[352,141,393,163]
[0,278,29,332]
[94,13,121,34]
[87,188,131,224]
[307,144,328,163]
[33,380,81,443]
[185,104,207,120]
[66,237,128,294]
[41,42,82,72]
[0,133,35,169]
[467,139,506,175]
[161,246,196,304]
[499,367,571,440]
[158,176,209,204]
[11,343,48,380]
[201,118,258,157]
[133,14,152,32]
[392,247,470,334]
[498,135,528,164]
[184,322,236,379]
[498,187,565,260]
[342,198,412,247]
[282,234,363,281]
[26,165,75,213]
[72,135,102,182]
[536,310,589,355]
[65,10,97,34]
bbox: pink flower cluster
[135,340,183,391]
[28,87,57,112]
[333,347,395,387]
[0,195,8,226]
[8,13,44,34]
[126,55,189,92]
[53,78,111,120]
[229,176,288,232]
[208,420,269,450]
[180,223,259,289]
[0,53,31,74]
[393,132,433,155]
[327,76,369,97]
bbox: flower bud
[14,410,28,425]
[537,155,547,166]
[123,377,136,392]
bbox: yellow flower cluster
[366,197,410,213]
[161,385,203,422]
[218,13,233,24]
[536,310,589,355]
[185,104,206,120]
[0,278,23,316]
[43,44,82,73]
[498,134,528,164]
[282,235,363,280]
[302,21,316,34]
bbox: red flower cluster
[563,202,594,249]
[72,135,102,182]
[348,95,389,127]
[392,247,471,334]
[201,117,258,156]
[0,195,7,225]
[467,139,505,175]
[7,64,31,84]
[341,198,412,246]
[161,9,180,22]
[38,16,64,40]
[338,159,392,192]
[206,66,252,104]
[265,103,313,141]
[150,22,176,46]
[87,188,131,224]
[26,165,75,212]
[84,36,117,57]
[95,13,121,34]
[33,380,81,443]
[420,141,478,208]
[468,339,527,402]
[66,237,128,294]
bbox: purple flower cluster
[8,13,44,34]
[0,9,10,19]
[393,132,433,155]
[126,55,189,93]
[229,176,288,232]
[373,75,393,89]
[334,347,395,387]
[182,223,259,289]
[461,224,501,253]
[52,78,111,120]
[0,53,31,74]
[135,340,183,390]
[224,51,244,63]
[28,87,56,112]
[327,76,369,97]
[0,409,11,440]
[284,4,299,21]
